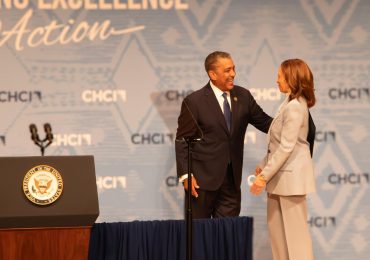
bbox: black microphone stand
[184,137,201,260]
[176,99,203,260]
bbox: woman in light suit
[250,59,316,260]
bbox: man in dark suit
[175,51,273,218]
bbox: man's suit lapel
[204,84,230,135]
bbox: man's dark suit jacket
[175,83,273,191]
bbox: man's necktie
[222,92,231,131]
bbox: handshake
[248,166,266,196]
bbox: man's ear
[209,70,217,81]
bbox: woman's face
[277,67,290,93]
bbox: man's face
[209,58,236,91]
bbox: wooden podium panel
[0,227,91,260]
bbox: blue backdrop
[1,0,369,259]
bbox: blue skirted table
[88,216,253,260]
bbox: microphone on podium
[29,123,54,156]
[44,123,53,142]
[29,124,41,147]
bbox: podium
[0,156,99,260]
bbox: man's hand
[250,175,266,196]
[183,176,200,198]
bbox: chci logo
[23,165,63,206]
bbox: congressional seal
[23,165,63,205]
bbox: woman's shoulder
[285,97,307,114]
[288,96,307,107]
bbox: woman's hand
[250,175,266,195]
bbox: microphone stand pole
[185,137,198,260]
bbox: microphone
[44,123,53,142]
[175,100,203,143]
[29,123,54,156]
[29,124,40,144]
